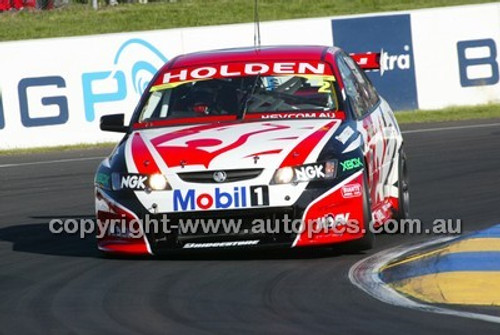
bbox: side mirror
[100,114,128,133]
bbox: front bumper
[95,170,367,255]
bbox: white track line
[0,156,105,168]
[402,122,500,134]
[349,237,500,324]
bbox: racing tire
[394,148,410,221]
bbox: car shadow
[0,216,370,261]
[0,222,100,258]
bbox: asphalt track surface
[1,119,500,334]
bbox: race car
[94,45,409,255]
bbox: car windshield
[138,75,339,123]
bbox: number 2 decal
[318,80,332,93]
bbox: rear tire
[394,148,410,220]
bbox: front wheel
[347,169,374,251]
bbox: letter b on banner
[457,39,499,87]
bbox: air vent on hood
[177,169,263,183]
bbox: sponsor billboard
[331,14,418,111]
[0,3,498,149]
[0,19,327,149]
[411,4,500,109]
[0,32,182,149]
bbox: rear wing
[350,52,380,71]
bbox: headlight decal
[148,174,169,190]
[272,160,337,184]
[112,173,171,191]
[273,167,295,184]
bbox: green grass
[1,103,499,155]
[395,103,500,124]
[0,0,494,41]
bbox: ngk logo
[121,175,147,189]
[380,45,411,76]
[294,165,325,181]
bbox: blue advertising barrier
[332,14,418,111]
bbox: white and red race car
[94,45,409,255]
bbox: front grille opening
[177,169,263,183]
[148,207,296,249]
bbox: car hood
[125,119,342,174]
